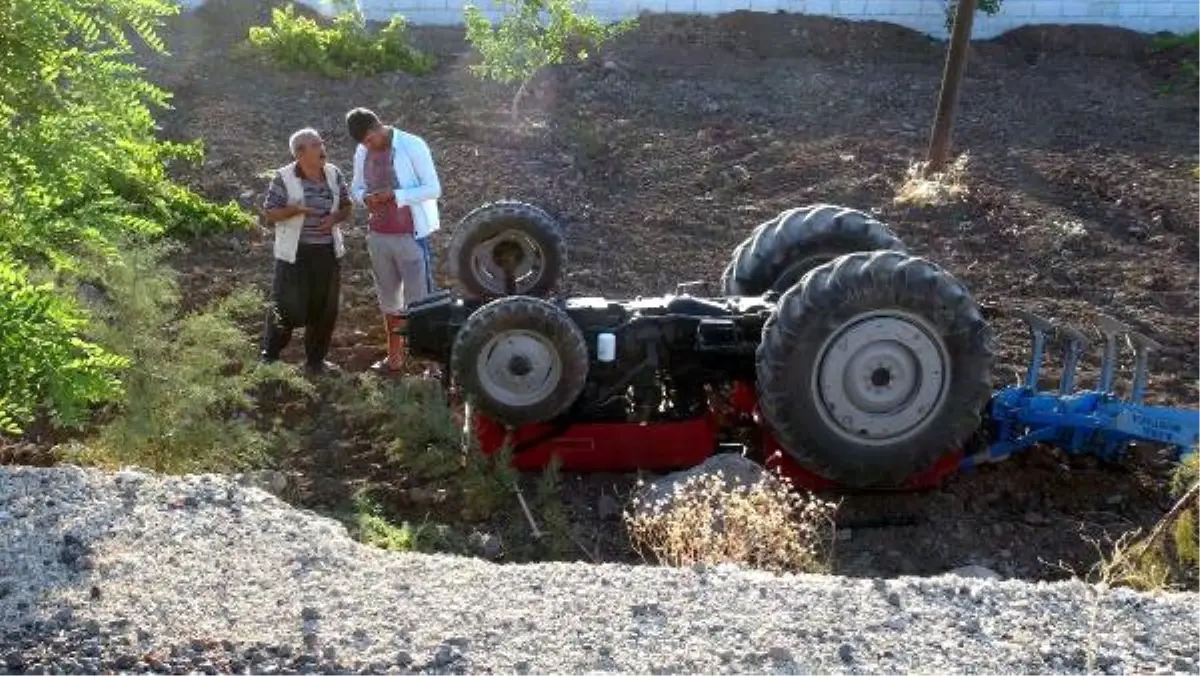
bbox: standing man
[345,107,442,374]
[260,127,352,375]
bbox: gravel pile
[2,465,1198,675]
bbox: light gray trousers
[366,232,428,315]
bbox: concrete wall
[181,0,1199,39]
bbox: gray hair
[289,128,322,157]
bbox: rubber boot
[372,313,406,374]
[386,314,406,370]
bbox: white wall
[181,0,1199,39]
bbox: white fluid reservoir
[597,333,616,362]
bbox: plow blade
[972,308,1199,468]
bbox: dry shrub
[893,153,971,207]
[1098,455,1199,591]
[624,468,838,574]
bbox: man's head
[346,107,388,151]
[289,127,327,167]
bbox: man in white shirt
[345,107,442,374]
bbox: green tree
[0,0,251,434]
[464,0,634,119]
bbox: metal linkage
[967,309,1199,470]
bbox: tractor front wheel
[755,251,995,489]
[451,296,588,427]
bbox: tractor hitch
[974,309,1199,469]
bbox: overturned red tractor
[402,201,1198,490]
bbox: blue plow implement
[967,309,1199,469]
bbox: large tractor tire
[447,200,566,299]
[721,204,907,297]
[755,251,995,489]
[451,295,588,427]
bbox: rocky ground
[2,465,1198,675]
[5,0,1198,582]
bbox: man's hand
[365,191,395,209]
[315,213,338,235]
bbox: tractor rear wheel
[447,200,566,299]
[451,295,588,427]
[755,251,994,488]
[721,204,906,297]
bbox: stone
[767,646,793,663]
[838,643,854,663]
[1023,511,1050,526]
[596,494,622,521]
[947,565,1002,581]
[631,453,773,519]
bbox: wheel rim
[475,329,562,408]
[810,310,950,447]
[470,230,545,294]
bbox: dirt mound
[631,11,943,62]
[987,24,1162,59]
[188,0,314,46]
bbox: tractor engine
[555,294,771,424]
[403,291,773,425]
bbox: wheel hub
[472,230,544,294]
[869,367,891,388]
[508,354,533,377]
[476,329,561,408]
[812,312,950,446]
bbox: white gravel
[2,464,1198,675]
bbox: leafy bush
[0,262,126,434]
[624,464,839,573]
[0,0,251,434]
[63,243,313,474]
[247,3,436,78]
[464,0,634,117]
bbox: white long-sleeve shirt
[350,127,442,239]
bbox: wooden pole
[925,0,977,174]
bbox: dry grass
[624,463,839,574]
[1096,454,1199,591]
[893,153,971,207]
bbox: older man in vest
[345,107,441,374]
[259,127,352,374]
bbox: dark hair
[345,107,381,144]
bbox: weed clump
[894,153,971,208]
[624,464,838,574]
[1098,452,1199,591]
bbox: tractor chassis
[407,200,1198,492]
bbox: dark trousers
[261,243,340,365]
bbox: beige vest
[273,162,346,263]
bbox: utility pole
[925,0,977,174]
